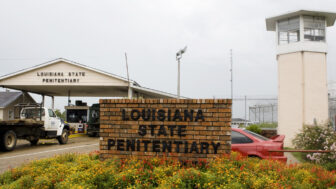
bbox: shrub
[241,123,277,129]
[258,123,277,128]
[292,124,336,170]
[246,124,262,134]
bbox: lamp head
[176,46,187,60]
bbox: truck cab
[20,107,66,136]
[0,105,70,151]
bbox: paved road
[0,136,99,173]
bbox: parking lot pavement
[0,136,99,174]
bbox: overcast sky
[0,0,336,117]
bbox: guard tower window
[303,16,325,42]
[278,16,300,45]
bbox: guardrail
[269,150,334,153]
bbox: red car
[231,128,287,163]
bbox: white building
[0,58,180,109]
[266,10,336,146]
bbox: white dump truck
[0,104,70,151]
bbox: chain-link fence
[231,95,336,129]
[329,97,336,129]
[248,104,277,123]
[230,96,277,124]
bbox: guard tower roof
[266,10,336,31]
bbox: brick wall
[99,99,232,162]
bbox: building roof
[0,58,183,98]
[266,10,336,31]
[0,92,24,108]
[0,58,140,87]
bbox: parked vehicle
[87,103,100,137]
[231,128,287,162]
[65,100,89,133]
[0,104,70,151]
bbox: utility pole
[125,53,132,99]
[248,107,251,121]
[230,49,233,100]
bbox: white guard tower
[266,10,336,146]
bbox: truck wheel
[0,130,17,151]
[29,138,39,146]
[57,129,69,145]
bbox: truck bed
[0,119,44,127]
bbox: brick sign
[99,99,232,162]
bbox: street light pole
[230,49,233,100]
[176,46,187,99]
[177,58,181,98]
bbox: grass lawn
[284,147,309,163]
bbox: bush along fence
[99,99,232,162]
[292,124,336,170]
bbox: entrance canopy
[0,58,178,98]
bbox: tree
[55,109,66,120]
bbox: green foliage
[257,123,278,128]
[241,123,277,129]
[1,152,336,188]
[246,124,262,134]
[54,109,66,120]
[323,162,336,171]
[292,124,336,170]
[284,148,308,163]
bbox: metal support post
[271,105,274,123]
[128,87,133,99]
[177,58,180,99]
[244,95,247,120]
[176,46,187,99]
[249,107,251,121]
[262,107,265,123]
[230,49,233,100]
[258,106,261,123]
[254,107,257,123]
[68,90,71,106]
[52,96,54,109]
[42,94,45,107]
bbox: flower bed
[0,152,335,189]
